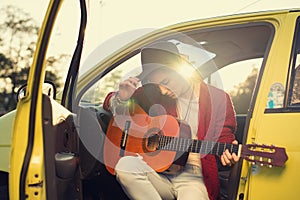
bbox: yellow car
[0,1,299,199]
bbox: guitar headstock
[241,143,288,167]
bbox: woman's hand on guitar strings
[220,140,240,166]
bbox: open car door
[9,0,86,199]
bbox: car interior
[40,21,274,200]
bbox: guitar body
[104,104,188,175]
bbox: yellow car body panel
[0,111,15,172]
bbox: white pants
[115,155,209,200]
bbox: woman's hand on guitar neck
[220,140,240,166]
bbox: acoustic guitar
[103,104,288,175]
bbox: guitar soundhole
[144,128,161,152]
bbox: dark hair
[132,83,177,117]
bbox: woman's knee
[115,156,148,184]
[116,155,154,172]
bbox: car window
[289,17,300,106]
[78,22,274,115]
[208,58,262,114]
[80,54,142,108]
[45,1,80,94]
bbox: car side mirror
[17,81,57,101]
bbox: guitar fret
[226,143,231,153]
[174,137,178,151]
[180,138,184,151]
[171,137,175,151]
[199,140,202,153]
[178,138,181,151]
[211,141,215,154]
[216,143,220,155]
[165,136,168,150]
[162,136,167,150]
[185,138,190,152]
[206,141,210,154]
[167,136,171,150]
[177,138,180,151]
[172,137,175,151]
[158,136,161,149]
[203,141,207,154]
[172,137,175,150]
[220,143,225,155]
[234,145,238,154]
[211,142,215,154]
[159,136,163,150]
[187,139,191,152]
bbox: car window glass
[289,17,300,106]
[45,1,80,94]
[78,22,273,116]
[80,54,142,107]
[207,58,262,114]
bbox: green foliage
[229,68,259,114]
[81,70,123,105]
[0,5,67,114]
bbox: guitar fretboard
[156,135,239,156]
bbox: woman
[103,41,239,200]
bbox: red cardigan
[103,82,237,200]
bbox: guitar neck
[157,135,240,156]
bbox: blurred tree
[81,70,123,105]
[229,67,259,114]
[0,5,66,114]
